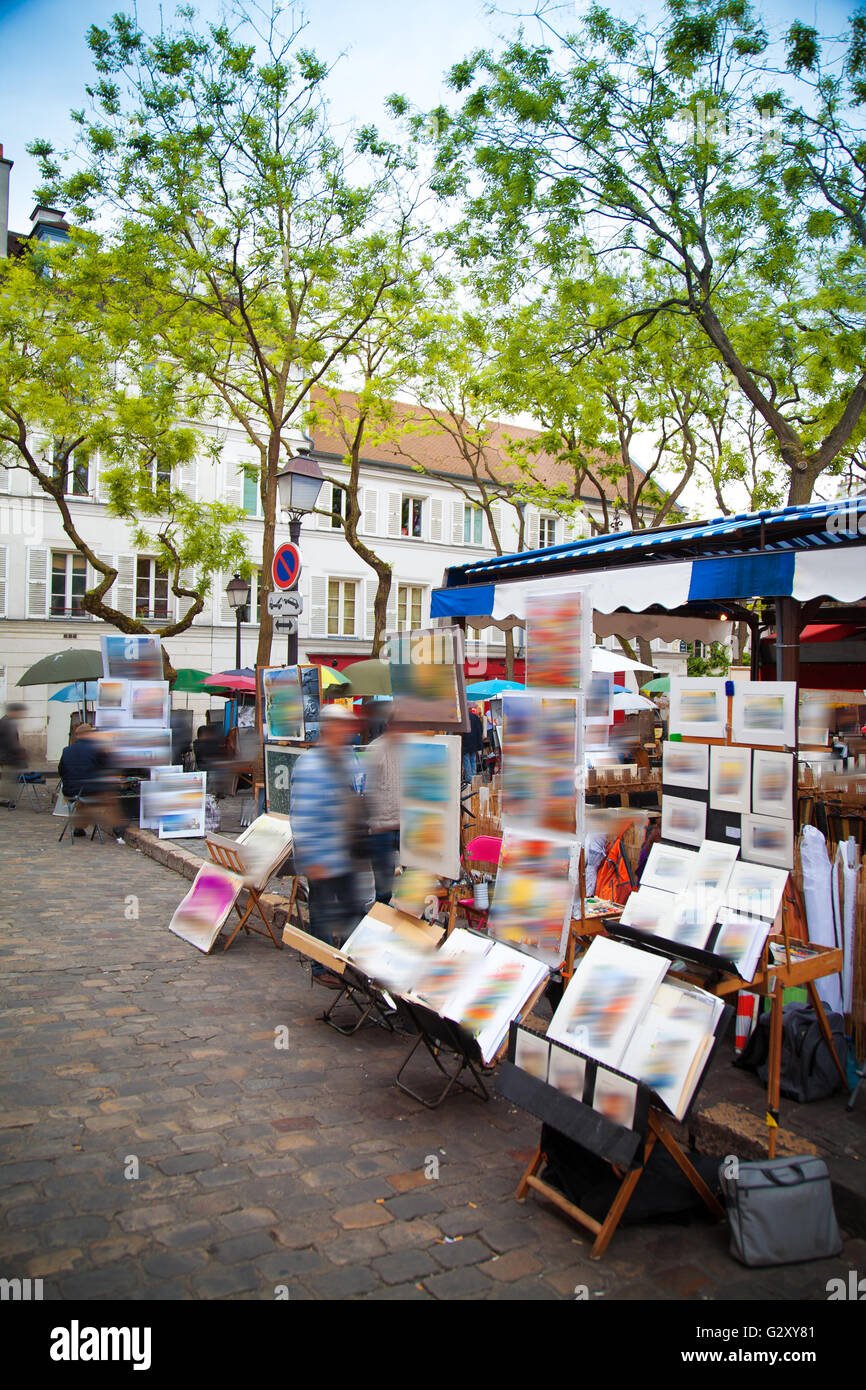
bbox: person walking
[461,705,484,784]
[362,706,400,904]
[290,705,365,984]
[0,702,28,807]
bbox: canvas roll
[834,837,859,1015]
[801,825,842,1014]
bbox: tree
[411,0,866,504]
[31,2,403,667]
[0,229,248,677]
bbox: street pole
[235,606,242,671]
[287,516,301,667]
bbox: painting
[129,680,170,728]
[525,588,592,693]
[662,740,709,791]
[741,813,794,871]
[661,794,707,848]
[751,749,794,818]
[668,676,728,740]
[547,937,668,1067]
[398,734,461,880]
[168,863,244,954]
[732,681,796,749]
[102,633,164,683]
[261,666,304,742]
[709,744,751,814]
[487,829,576,967]
[387,626,470,733]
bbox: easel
[281,921,395,1035]
[498,1015,728,1259]
[393,1000,491,1108]
[205,834,283,951]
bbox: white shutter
[387,492,401,538]
[385,577,398,634]
[362,488,378,536]
[176,567,197,622]
[429,497,443,542]
[0,466,9,494]
[0,546,7,617]
[26,546,49,617]
[365,577,378,642]
[316,485,332,529]
[222,459,243,508]
[116,553,136,618]
[451,498,464,545]
[177,460,198,502]
[310,575,328,636]
[218,571,234,626]
[526,510,540,550]
[490,502,503,549]
[94,453,112,503]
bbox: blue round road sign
[272,543,301,590]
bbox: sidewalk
[1,802,864,1301]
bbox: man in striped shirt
[290,705,365,983]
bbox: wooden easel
[205,837,283,951]
[515,1109,723,1260]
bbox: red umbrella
[203,673,257,693]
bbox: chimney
[0,144,12,259]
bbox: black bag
[734,1003,847,1103]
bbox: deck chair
[456,834,502,931]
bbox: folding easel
[205,834,282,951]
[318,962,397,1037]
[392,999,491,1108]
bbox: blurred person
[58,724,124,840]
[461,704,484,783]
[362,704,400,904]
[290,704,366,984]
[0,702,28,807]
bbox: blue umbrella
[465,679,526,698]
[49,681,99,703]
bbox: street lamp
[275,447,325,665]
[225,572,251,670]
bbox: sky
[0,0,856,513]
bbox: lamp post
[225,573,251,671]
[275,448,324,665]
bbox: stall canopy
[431,498,866,683]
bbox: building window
[328,579,357,636]
[242,567,263,624]
[539,516,558,547]
[151,459,171,493]
[51,551,87,616]
[401,497,423,538]
[464,504,483,545]
[52,446,89,497]
[243,470,262,517]
[136,556,169,620]
[331,485,347,529]
[397,584,423,631]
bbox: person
[461,704,484,783]
[290,704,366,984]
[0,702,28,807]
[362,705,400,904]
[58,724,124,840]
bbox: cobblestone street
[1,804,863,1302]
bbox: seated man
[58,725,123,839]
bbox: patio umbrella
[640,675,671,694]
[203,673,256,693]
[172,668,212,693]
[465,679,525,698]
[319,665,351,689]
[613,691,656,712]
[341,659,392,698]
[18,649,104,686]
[49,681,100,703]
[592,647,659,674]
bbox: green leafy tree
[0,230,248,677]
[409,0,866,504]
[31,3,402,666]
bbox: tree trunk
[504,628,515,681]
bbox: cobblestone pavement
[1,804,864,1302]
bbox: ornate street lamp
[225,572,251,670]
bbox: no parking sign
[272,543,301,590]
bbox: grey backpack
[735,1003,846,1103]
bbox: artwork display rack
[499,1018,728,1259]
[666,691,851,1154]
[392,999,491,1109]
[280,923,398,1037]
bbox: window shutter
[451,498,464,545]
[177,461,198,502]
[116,554,136,618]
[94,453,113,504]
[365,577,378,642]
[429,497,443,542]
[218,572,235,626]
[362,488,378,536]
[385,578,398,635]
[0,466,9,495]
[0,546,7,618]
[222,459,243,509]
[310,575,328,636]
[175,567,197,623]
[526,511,540,550]
[26,546,49,618]
[490,502,504,548]
[387,492,401,538]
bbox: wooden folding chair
[205,833,282,951]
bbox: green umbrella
[341,658,392,699]
[18,649,104,686]
[640,674,670,693]
[172,668,212,693]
